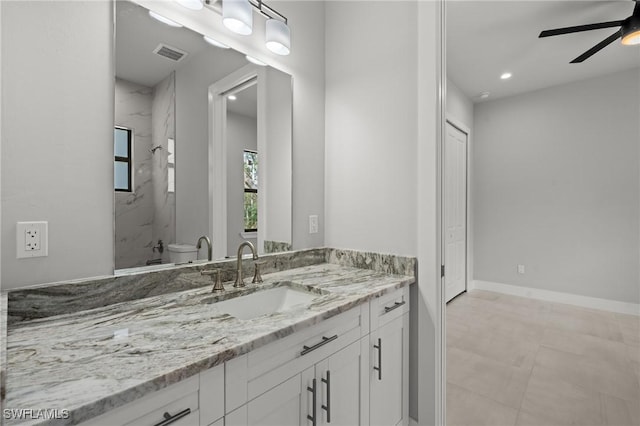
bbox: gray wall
[1,1,114,289]
[325,2,441,423]
[473,68,640,303]
[325,1,417,256]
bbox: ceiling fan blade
[539,20,624,37]
[570,30,622,63]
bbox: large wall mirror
[115,1,292,271]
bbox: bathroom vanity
[4,249,414,426]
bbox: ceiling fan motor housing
[621,15,640,45]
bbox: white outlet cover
[17,221,48,258]
[309,215,319,234]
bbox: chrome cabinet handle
[373,338,382,381]
[154,408,191,426]
[384,300,406,313]
[301,335,338,356]
[307,378,317,426]
[321,370,331,423]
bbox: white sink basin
[213,286,318,320]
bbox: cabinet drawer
[78,375,199,426]
[370,286,409,329]
[127,394,199,426]
[226,304,367,413]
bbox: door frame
[444,117,471,301]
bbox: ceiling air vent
[153,44,188,62]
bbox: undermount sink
[211,286,319,320]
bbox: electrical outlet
[309,215,319,234]
[517,264,525,274]
[25,227,40,251]
[17,221,48,258]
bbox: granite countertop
[4,261,414,425]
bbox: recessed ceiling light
[203,35,230,49]
[228,95,237,101]
[245,55,267,66]
[148,11,183,28]
[500,72,512,80]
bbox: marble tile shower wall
[151,72,176,264]
[114,78,155,269]
[114,75,176,269]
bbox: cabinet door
[370,313,409,426]
[316,340,363,426]
[244,371,311,426]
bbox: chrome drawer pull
[301,335,338,356]
[154,408,191,426]
[307,378,317,426]
[384,300,405,313]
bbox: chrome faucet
[196,235,212,261]
[235,241,258,287]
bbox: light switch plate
[17,221,48,258]
[309,215,319,234]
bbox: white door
[444,121,467,302]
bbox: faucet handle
[202,269,224,292]
[252,261,265,284]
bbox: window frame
[114,126,133,193]
[243,149,258,233]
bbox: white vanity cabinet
[76,285,410,426]
[369,287,410,426]
[225,305,368,426]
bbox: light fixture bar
[249,0,287,24]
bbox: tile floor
[446,290,640,426]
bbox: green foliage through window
[243,151,258,231]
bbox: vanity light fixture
[228,95,237,100]
[148,10,183,27]
[223,0,253,35]
[245,55,267,66]
[204,35,230,49]
[220,0,291,55]
[500,72,512,80]
[176,0,204,10]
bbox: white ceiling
[447,0,640,102]
[116,1,256,117]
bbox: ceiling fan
[539,0,640,63]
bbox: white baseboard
[470,280,640,316]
